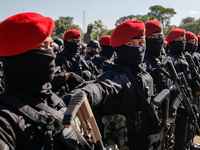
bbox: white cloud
[190,10,198,14]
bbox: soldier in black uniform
[0,12,79,150]
[53,42,60,54]
[64,20,159,150]
[54,37,64,52]
[184,31,200,108]
[85,40,100,62]
[55,29,95,81]
[144,20,171,95]
[166,28,200,150]
[92,35,114,72]
[79,44,87,57]
[191,34,200,61]
[166,29,193,88]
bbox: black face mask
[2,49,55,97]
[185,42,195,53]
[146,38,164,57]
[114,45,146,67]
[101,45,114,59]
[169,40,186,55]
[64,40,81,55]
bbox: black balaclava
[146,38,164,57]
[101,45,114,59]
[2,49,55,98]
[169,40,186,55]
[64,40,81,55]
[114,45,146,68]
[185,42,195,53]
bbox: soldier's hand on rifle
[66,72,85,91]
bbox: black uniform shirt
[65,64,156,150]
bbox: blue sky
[0,0,200,32]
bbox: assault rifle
[148,88,175,150]
[193,56,200,70]
[166,59,200,134]
[54,66,61,74]
[185,53,200,82]
[63,90,113,150]
[77,55,99,80]
[89,62,100,76]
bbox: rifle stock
[63,90,105,149]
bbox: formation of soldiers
[1,12,200,150]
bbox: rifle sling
[0,89,64,125]
[119,65,159,127]
[0,89,94,149]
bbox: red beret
[145,20,163,37]
[0,12,55,56]
[165,28,185,42]
[63,29,81,40]
[111,20,145,47]
[164,40,169,46]
[185,31,196,42]
[196,35,200,43]
[99,35,111,46]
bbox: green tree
[93,20,109,40]
[164,25,177,37]
[147,5,176,32]
[53,16,81,39]
[135,14,149,23]
[115,15,136,26]
[84,23,93,44]
[54,21,66,38]
[107,29,115,35]
[195,19,200,35]
[115,14,149,26]
[179,21,198,35]
[180,17,195,26]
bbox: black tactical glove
[67,72,85,91]
[75,70,94,81]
